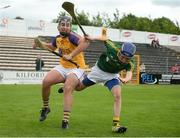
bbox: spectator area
[0,36,58,71]
[0,35,180,74]
[135,43,180,74]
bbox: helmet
[121,42,136,57]
[58,16,72,25]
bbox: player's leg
[40,69,65,121]
[61,73,79,129]
[58,73,93,93]
[57,74,88,93]
[61,70,97,129]
[75,75,95,91]
[58,64,102,93]
[105,79,127,133]
[61,68,86,129]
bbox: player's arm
[64,35,107,59]
[63,33,107,60]
[85,35,108,41]
[119,71,133,84]
[70,37,89,57]
[63,36,89,60]
[119,61,134,84]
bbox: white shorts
[53,65,85,80]
[87,64,119,84]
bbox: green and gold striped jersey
[97,40,135,73]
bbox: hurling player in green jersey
[59,35,136,133]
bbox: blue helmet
[121,42,136,57]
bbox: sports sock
[43,100,49,108]
[63,111,71,122]
[113,116,120,126]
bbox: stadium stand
[135,43,180,74]
[0,35,59,71]
[0,35,180,74]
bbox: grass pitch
[0,84,180,137]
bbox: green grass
[0,84,180,137]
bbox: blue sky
[1,0,180,24]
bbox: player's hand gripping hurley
[34,36,79,67]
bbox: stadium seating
[135,43,180,74]
[0,36,58,71]
[84,41,106,67]
[0,35,179,74]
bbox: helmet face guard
[58,16,72,37]
[121,51,133,57]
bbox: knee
[114,94,121,102]
[75,83,86,91]
[75,87,82,91]
[42,78,51,87]
[63,85,74,93]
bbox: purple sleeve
[68,32,80,46]
[51,36,59,48]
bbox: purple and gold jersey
[52,32,86,69]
